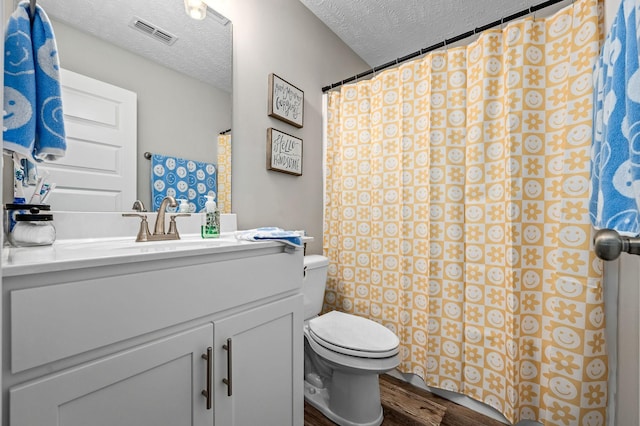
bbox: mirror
[4,0,232,212]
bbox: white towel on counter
[235,227,303,247]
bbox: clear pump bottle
[178,198,190,213]
[201,195,220,238]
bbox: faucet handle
[131,200,147,212]
[167,213,191,238]
[122,213,152,242]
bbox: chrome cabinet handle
[201,347,212,410]
[222,338,232,396]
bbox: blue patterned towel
[3,1,66,162]
[4,3,36,160]
[590,0,640,236]
[235,227,303,247]
[151,154,217,212]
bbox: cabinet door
[10,324,214,426]
[214,295,303,426]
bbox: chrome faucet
[123,196,190,242]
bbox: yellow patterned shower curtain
[217,134,232,214]
[323,0,607,424]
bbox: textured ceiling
[36,0,232,92]
[300,0,571,68]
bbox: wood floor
[304,374,507,426]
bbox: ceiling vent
[129,17,178,46]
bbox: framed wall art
[268,73,304,128]
[267,128,303,176]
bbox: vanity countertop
[2,233,308,277]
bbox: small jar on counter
[4,203,51,235]
[8,211,55,247]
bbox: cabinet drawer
[11,250,302,373]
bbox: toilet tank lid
[304,255,329,270]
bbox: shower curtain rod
[322,0,569,92]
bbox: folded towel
[3,1,66,162]
[590,0,640,236]
[235,227,303,247]
[151,153,217,211]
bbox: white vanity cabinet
[2,241,304,426]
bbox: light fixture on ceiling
[184,0,207,20]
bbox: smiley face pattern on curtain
[323,0,606,424]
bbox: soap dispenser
[201,195,220,238]
[178,198,190,213]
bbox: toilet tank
[303,255,329,320]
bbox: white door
[37,69,137,211]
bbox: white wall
[610,256,638,425]
[228,0,368,254]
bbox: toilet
[302,255,400,426]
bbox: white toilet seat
[308,329,399,358]
[304,326,400,373]
[308,311,399,358]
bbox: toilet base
[304,373,383,426]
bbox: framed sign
[267,128,303,176]
[268,73,304,128]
